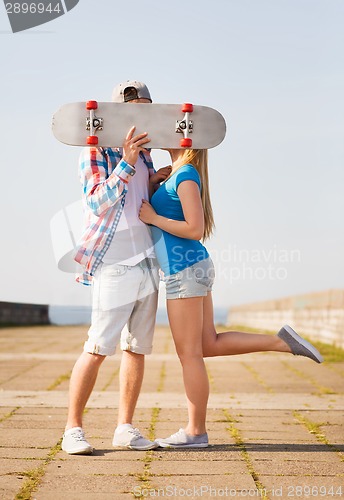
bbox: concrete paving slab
[5,390,342,410]
[0,418,64,430]
[0,361,40,386]
[318,427,344,445]
[249,450,343,462]
[0,447,48,459]
[259,476,344,496]
[1,477,27,500]
[252,459,344,476]
[15,407,67,415]
[244,442,343,453]
[33,493,131,500]
[0,458,45,479]
[292,362,344,392]
[54,448,146,461]
[150,459,248,475]
[7,411,66,421]
[304,410,344,425]
[0,406,18,420]
[236,430,318,441]
[36,474,139,495]
[142,474,258,494]
[0,428,60,448]
[153,447,241,461]
[235,437,320,445]
[0,325,343,499]
[44,458,143,475]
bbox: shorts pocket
[162,271,180,284]
[163,271,182,296]
[98,264,133,311]
[102,263,128,278]
[191,259,215,288]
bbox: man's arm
[79,147,135,217]
[148,165,173,198]
[80,127,151,216]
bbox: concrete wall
[227,289,344,347]
[0,301,50,326]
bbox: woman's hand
[123,126,151,167]
[139,199,158,225]
[150,165,172,185]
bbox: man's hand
[123,126,151,167]
[139,199,158,225]
[150,166,172,185]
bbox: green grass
[293,411,344,462]
[46,371,71,391]
[0,406,20,423]
[15,439,62,500]
[223,410,268,499]
[310,340,344,363]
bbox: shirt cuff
[113,159,136,184]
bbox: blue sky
[0,0,343,309]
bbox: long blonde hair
[173,149,215,240]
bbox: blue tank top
[150,164,209,276]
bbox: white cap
[111,80,152,103]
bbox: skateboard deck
[52,102,226,149]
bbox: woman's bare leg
[167,296,209,435]
[201,293,291,357]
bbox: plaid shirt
[74,147,154,285]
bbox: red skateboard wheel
[180,138,192,148]
[181,103,193,113]
[87,136,98,145]
[86,100,98,110]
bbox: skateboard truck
[176,103,193,148]
[85,101,193,148]
[85,101,103,145]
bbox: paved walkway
[0,325,343,499]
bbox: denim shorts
[162,257,215,299]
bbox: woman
[139,148,323,449]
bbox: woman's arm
[139,180,204,240]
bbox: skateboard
[52,101,226,149]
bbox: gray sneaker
[278,325,323,363]
[112,425,158,450]
[155,428,209,448]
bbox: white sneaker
[155,428,209,448]
[62,427,93,455]
[112,424,158,450]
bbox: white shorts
[84,259,159,356]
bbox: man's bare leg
[113,350,157,450]
[117,350,144,426]
[65,351,105,430]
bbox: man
[61,81,171,454]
